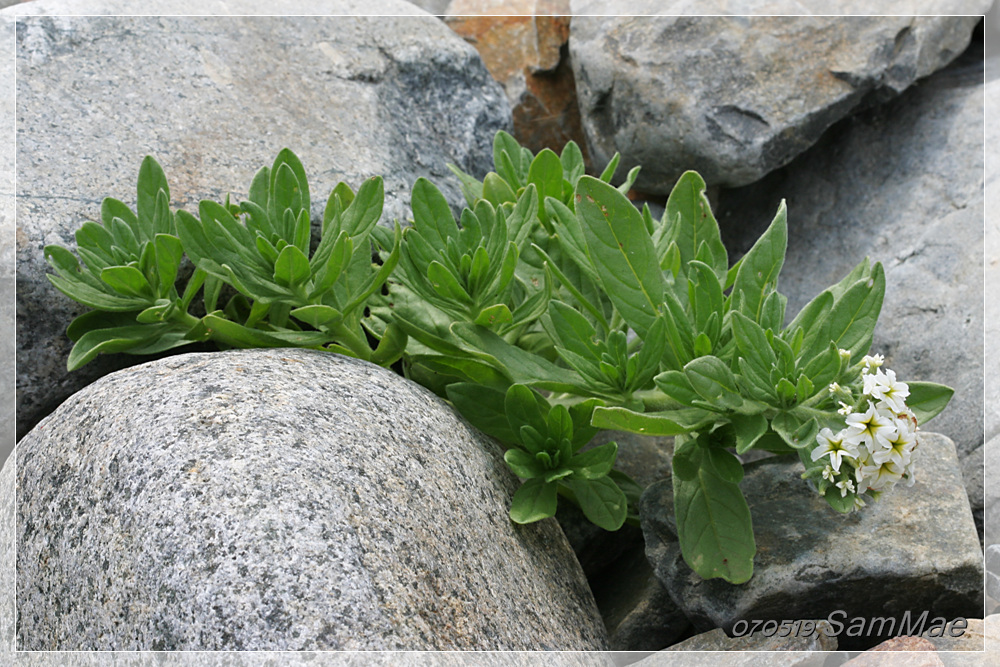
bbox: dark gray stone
[9,6,511,441]
[640,432,982,652]
[569,11,984,191]
[716,59,985,530]
[590,545,689,652]
[15,349,607,651]
[659,620,836,655]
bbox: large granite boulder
[14,349,608,651]
[641,433,983,653]
[9,3,511,440]
[715,56,985,534]
[569,11,984,191]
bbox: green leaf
[411,177,458,249]
[153,234,183,296]
[504,448,548,479]
[560,141,585,186]
[290,304,343,329]
[599,153,620,183]
[684,356,743,410]
[369,321,408,367]
[673,446,756,583]
[483,172,517,207]
[269,149,310,224]
[568,441,618,479]
[100,265,154,299]
[509,478,558,524]
[447,163,484,206]
[575,176,663,337]
[905,381,954,425]
[731,413,768,454]
[731,311,778,377]
[816,263,885,362]
[705,445,744,484]
[505,384,549,439]
[341,176,384,239]
[787,289,833,357]
[67,322,163,371]
[474,303,513,328]
[273,245,311,288]
[201,314,329,349]
[527,149,563,219]
[591,406,713,436]
[563,476,628,531]
[732,200,787,323]
[137,156,169,240]
[665,171,728,281]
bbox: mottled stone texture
[716,60,984,535]
[15,349,607,651]
[570,12,983,191]
[444,0,588,162]
[641,433,983,653]
[10,7,511,440]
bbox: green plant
[47,133,954,585]
[46,149,405,371]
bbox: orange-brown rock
[445,1,587,162]
[843,636,943,667]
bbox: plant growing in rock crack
[45,149,406,370]
[46,131,955,584]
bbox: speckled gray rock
[569,12,983,191]
[15,349,607,651]
[10,5,510,441]
[0,452,13,653]
[641,432,983,653]
[716,58,985,532]
[659,620,836,655]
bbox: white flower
[811,428,860,473]
[836,477,856,497]
[829,382,842,394]
[861,354,884,374]
[873,417,917,467]
[838,401,853,416]
[852,496,867,511]
[845,402,896,450]
[867,369,910,414]
[858,459,904,491]
[822,465,836,482]
[838,348,852,362]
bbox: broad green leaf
[905,381,954,425]
[341,176,384,239]
[509,478,558,524]
[290,304,343,328]
[411,177,458,249]
[273,245,311,288]
[787,289,833,356]
[137,156,169,240]
[563,476,628,531]
[67,322,163,371]
[269,149,310,224]
[731,311,778,377]
[705,446,744,484]
[731,413,768,454]
[154,234,183,296]
[474,303,513,328]
[201,314,329,349]
[369,321,408,367]
[665,171,728,280]
[504,448,548,479]
[591,406,713,436]
[575,176,664,337]
[494,131,527,186]
[816,263,885,362]
[101,265,154,299]
[527,149,564,220]
[483,172,517,206]
[505,384,549,440]
[599,153,620,183]
[684,356,742,410]
[447,163,484,206]
[568,441,618,479]
[732,201,787,324]
[560,141,585,186]
[100,197,138,233]
[674,447,756,583]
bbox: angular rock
[842,637,943,667]
[0,450,11,653]
[15,349,608,650]
[986,76,1000,446]
[629,621,835,665]
[9,3,511,440]
[641,432,983,653]
[920,617,986,652]
[569,11,984,191]
[0,14,11,470]
[444,0,588,160]
[716,58,985,530]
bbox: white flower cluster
[810,354,918,508]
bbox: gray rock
[716,58,985,528]
[986,77,1000,445]
[0,11,12,469]
[0,449,12,652]
[988,435,1000,546]
[571,0,993,13]
[660,620,836,654]
[569,12,983,191]
[9,5,511,441]
[15,349,607,651]
[589,545,689,651]
[640,432,983,653]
